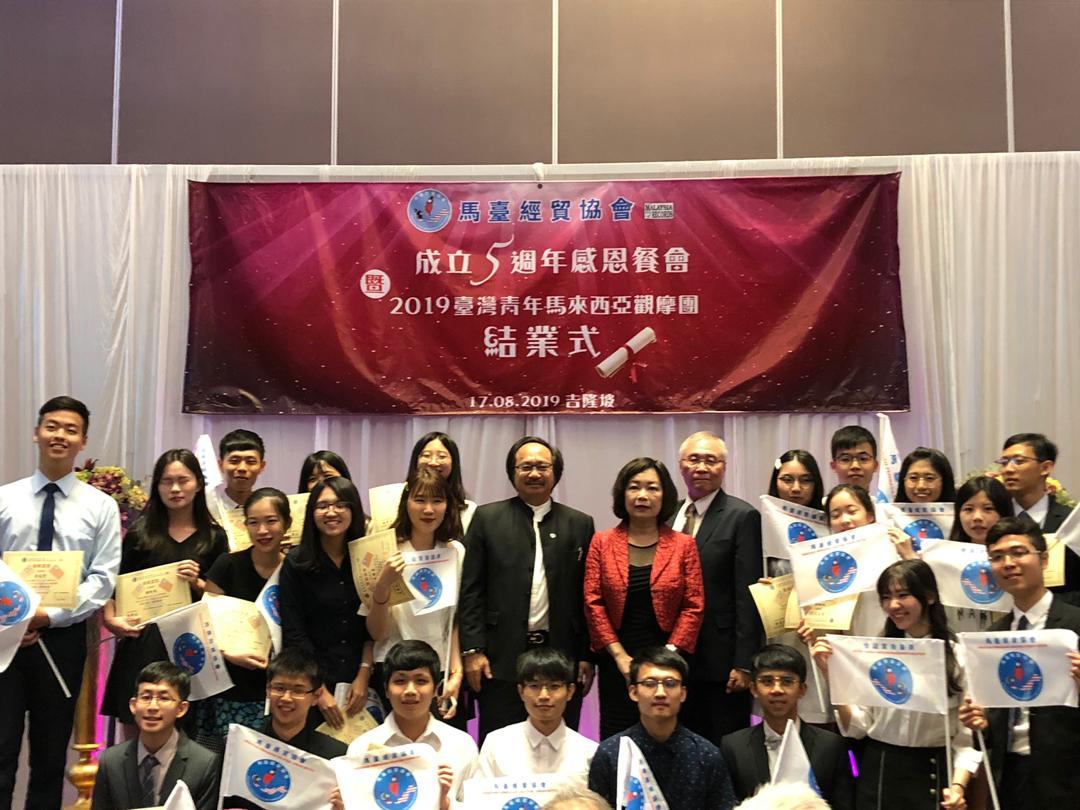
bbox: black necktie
[1008,615,1031,739]
[37,483,60,551]
[139,753,159,804]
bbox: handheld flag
[1054,503,1080,557]
[759,495,830,561]
[401,546,459,616]
[881,502,954,552]
[162,779,197,810]
[257,563,283,654]
[789,523,898,608]
[219,723,337,809]
[332,743,441,810]
[155,601,233,700]
[194,433,224,490]
[616,736,668,810]
[957,629,1079,709]
[462,776,559,809]
[0,557,41,672]
[921,540,1012,612]
[874,413,902,503]
[825,634,948,714]
[771,719,820,796]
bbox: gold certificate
[348,529,412,609]
[115,562,192,626]
[785,590,858,632]
[203,594,271,659]
[1044,534,1065,588]
[368,483,405,533]
[5,551,83,609]
[222,493,309,552]
[316,708,379,745]
[749,574,794,639]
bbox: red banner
[185,174,905,414]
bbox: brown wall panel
[559,0,776,163]
[784,0,1008,158]
[118,0,332,164]
[337,0,552,165]
[1012,0,1080,152]
[0,0,115,163]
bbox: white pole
[976,729,1002,810]
[37,639,72,699]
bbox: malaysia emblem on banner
[220,723,338,809]
[257,563,283,654]
[825,634,948,714]
[462,776,559,809]
[881,502,954,552]
[771,719,820,795]
[789,524,897,608]
[332,743,440,810]
[155,601,233,700]
[957,629,1079,709]
[401,547,459,617]
[920,540,1012,612]
[759,496,830,561]
[616,736,668,810]
[0,557,41,672]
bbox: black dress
[597,563,667,740]
[100,523,228,722]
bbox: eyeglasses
[314,501,351,513]
[681,455,725,468]
[834,453,874,466]
[996,455,1039,468]
[135,693,179,706]
[633,677,683,692]
[754,675,800,688]
[268,684,317,698]
[522,681,568,695]
[988,549,1040,564]
[777,475,815,487]
[419,451,452,463]
[904,474,940,484]
[515,463,553,474]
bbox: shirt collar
[527,500,553,522]
[1013,493,1050,527]
[1014,589,1054,627]
[384,712,440,746]
[137,728,179,764]
[524,718,566,750]
[691,489,719,516]
[31,469,77,497]
[762,718,796,745]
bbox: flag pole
[37,638,72,698]
[976,729,1001,810]
[942,660,953,789]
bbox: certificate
[1044,534,1066,588]
[785,590,858,632]
[203,594,271,659]
[368,483,405,533]
[749,574,794,639]
[222,493,309,552]
[348,530,412,609]
[115,562,192,625]
[316,682,380,744]
[5,551,83,609]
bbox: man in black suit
[721,644,853,809]
[92,662,219,810]
[999,433,1077,602]
[671,431,763,743]
[460,436,595,741]
[959,517,1080,810]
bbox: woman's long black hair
[133,448,219,557]
[292,477,366,573]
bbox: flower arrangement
[75,459,148,529]
[965,467,1076,509]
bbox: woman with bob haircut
[583,457,705,739]
[895,447,956,504]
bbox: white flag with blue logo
[462,776,559,809]
[155,601,233,700]
[759,496,830,561]
[957,629,1079,709]
[771,719,820,795]
[881,502,955,552]
[874,413,902,503]
[0,557,41,672]
[219,723,337,810]
[193,433,224,490]
[825,634,948,714]
[162,779,196,810]
[920,540,1013,612]
[257,563,283,654]
[616,736,668,810]
[401,546,459,617]
[332,743,440,810]
[789,523,898,608]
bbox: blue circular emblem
[0,581,32,627]
[788,521,818,544]
[959,561,1004,606]
[998,651,1043,702]
[624,776,645,810]
[366,689,386,724]
[904,518,944,552]
[261,584,281,625]
[816,551,858,593]
[407,189,452,233]
[409,567,443,609]
[245,759,291,802]
[501,799,541,810]
[172,632,206,675]
[374,765,419,809]
[868,657,913,705]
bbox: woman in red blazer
[584,457,705,739]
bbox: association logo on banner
[921,540,1011,612]
[868,657,914,705]
[0,581,31,626]
[999,652,1043,702]
[374,765,419,809]
[501,799,540,810]
[789,522,819,544]
[246,758,292,802]
[407,189,452,233]
[402,547,459,617]
[959,561,1003,606]
[904,518,945,548]
[882,503,955,552]
[261,584,281,624]
[816,551,858,594]
[173,632,206,675]
[408,568,443,611]
[462,776,558,809]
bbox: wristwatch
[461,648,484,657]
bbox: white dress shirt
[1007,589,1053,755]
[1012,494,1050,528]
[474,719,597,789]
[136,729,179,803]
[762,718,797,774]
[0,470,121,626]
[528,500,552,632]
[673,490,719,538]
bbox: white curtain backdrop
[1,153,1077,522]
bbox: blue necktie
[37,483,60,551]
[1007,614,1031,744]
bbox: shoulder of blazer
[1047,595,1080,631]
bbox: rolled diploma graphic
[595,327,657,378]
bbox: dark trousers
[1001,753,1034,810]
[477,677,583,745]
[681,678,751,745]
[0,622,87,810]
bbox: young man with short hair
[829,425,879,489]
[720,644,853,809]
[348,640,476,808]
[264,647,347,759]
[474,647,598,789]
[588,647,735,810]
[0,396,122,810]
[959,517,1080,809]
[92,662,220,810]
[212,429,267,518]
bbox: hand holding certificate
[750,574,794,639]
[115,562,192,626]
[202,593,271,659]
[3,551,83,609]
[348,529,412,609]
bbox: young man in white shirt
[209,429,266,521]
[348,640,475,808]
[474,647,597,789]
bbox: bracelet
[359,662,372,670]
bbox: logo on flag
[788,522,818,544]
[261,584,281,625]
[904,518,944,551]
[959,561,1003,605]
[0,582,31,626]
[173,632,206,675]
[624,777,648,810]
[246,759,292,802]
[817,551,858,593]
[407,189,452,233]
[502,800,541,810]
[374,765,419,809]
[868,657,913,705]
[999,651,1043,702]
[408,568,443,610]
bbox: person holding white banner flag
[365,468,465,724]
[805,560,978,810]
[763,450,827,577]
[958,517,1080,808]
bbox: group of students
[2,395,1078,810]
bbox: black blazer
[1044,501,1080,605]
[720,722,854,810]
[678,491,764,680]
[460,497,594,681]
[92,732,220,810]
[983,596,1080,804]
